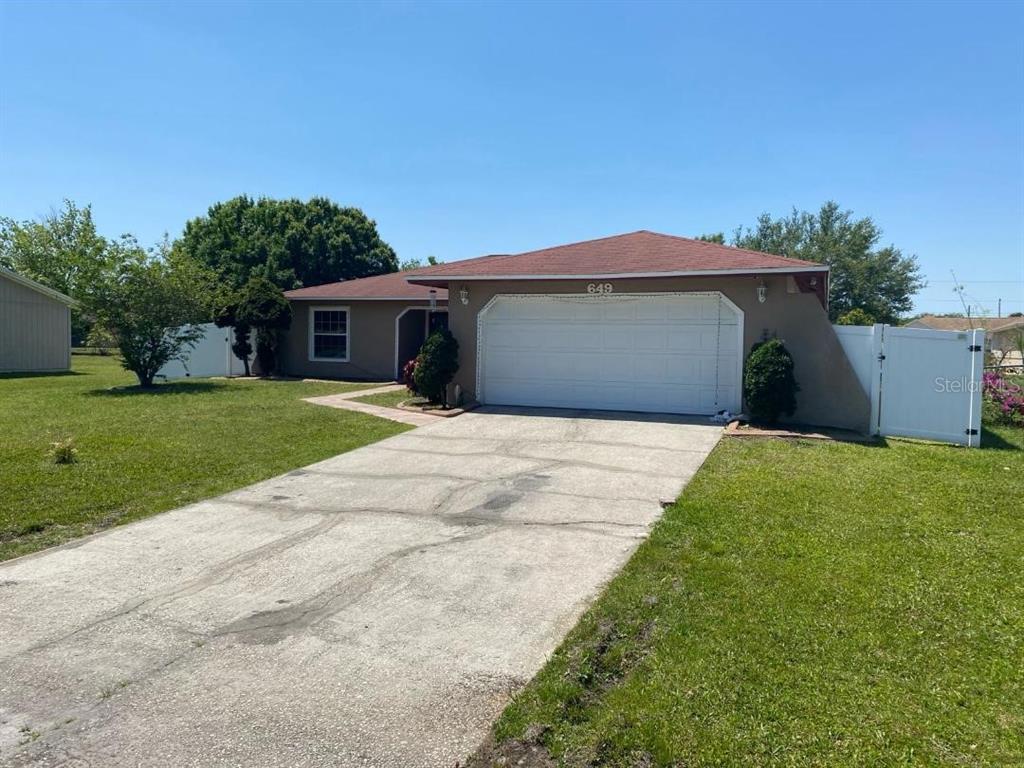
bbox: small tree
[236,275,292,375]
[743,339,799,423]
[89,239,208,387]
[836,307,875,326]
[413,328,459,406]
[212,286,253,376]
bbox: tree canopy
[85,237,210,387]
[174,196,398,291]
[696,202,925,324]
[0,200,112,343]
[400,255,439,271]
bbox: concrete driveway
[0,408,721,768]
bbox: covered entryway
[476,293,742,415]
[394,308,448,379]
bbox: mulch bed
[724,420,877,443]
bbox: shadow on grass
[0,370,85,380]
[981,426,1022,451]
[85,380,227,397]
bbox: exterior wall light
[429,289,437,310]
[459,286,470,306]
[757,281,767,304]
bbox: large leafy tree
[0,200,111,343]
[86,238,211,387]
[174,196,398,291]
[727,202,925,324]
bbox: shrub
[413,329,459,406]
[743,339,800,423]
[982,372,1024,427]
[49,437,78,465]
[401,358,419,394]
[836,308,875,326]
[85,323,118,356]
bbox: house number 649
[587,282,614,294]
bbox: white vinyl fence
[835,324,985,447]
[157,323,253,381]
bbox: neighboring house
[0,266,74,374]
[282,270,448,380]
[906,314,1024,365]
[285,231,868,431]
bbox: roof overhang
[406,265,829,287]
[286,296,449,302]
[0,266,77,305]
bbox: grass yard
[351,388,413,408]
[473,426,1024,767]
[0,355,410,561]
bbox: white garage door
[477,293,742,415]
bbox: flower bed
[982,371,1024,427]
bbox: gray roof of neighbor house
[0,266,76,305]
[284,270,449,301]
[405,230,825,284]
[905,315,1024,332]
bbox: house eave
[405,265,829,285]
[0,266,77,306]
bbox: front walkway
[304,383,441,427]
[0,408,722,767]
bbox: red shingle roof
[407,230,823,282]
[284,270,448,300]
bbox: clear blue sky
[1,1,1022,316]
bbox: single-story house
[906,314,1024,366]
[280,231,869,431]
[282,270,448,380]
[0,266,74,374]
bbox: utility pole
[998,298,1002,318]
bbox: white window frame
[308,305,350,363]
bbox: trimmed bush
[413,329,459,406]
[743,339,799,423]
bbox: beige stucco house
[282,271,448,381]
[281,231,869,431]
[0,266,74,374]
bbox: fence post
[967,328,985,448]
[869,324,885,435]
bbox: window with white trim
[309,307,349,361]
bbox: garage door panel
[479,294,741,415]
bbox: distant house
[906,314,1024,365]
[0,266,75,373]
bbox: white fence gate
[835,324,985,447]
[156,323,253,380]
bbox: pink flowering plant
[982,371,1024,427]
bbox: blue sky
[1,1,1021,316]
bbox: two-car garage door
[477,293,742,415]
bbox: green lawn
[0,356,410,561]
[351,388,413,408]
[473,426,1024,767]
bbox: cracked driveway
[0,407,721,767]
